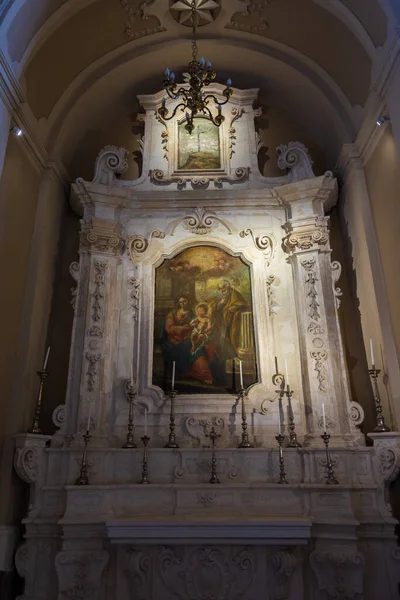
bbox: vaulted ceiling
[0,0,393,176]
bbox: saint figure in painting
[207,279,249,362]
[159,295,215,386]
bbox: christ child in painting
[190,303,212,355]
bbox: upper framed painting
[177,118,221,171]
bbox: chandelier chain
[191,0,198,61]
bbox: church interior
[1,0,400,598]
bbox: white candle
[144,408,148,436]
[278,407,282,435]
[87,402,91,432]
[43,346,50,371]
[239,360,244,388]
[171,361,176,391]
[370,338,375,367]
[322,403,326,432]
[284,358,290,387]
[130,363,134,388]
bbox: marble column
[280,174,364,445]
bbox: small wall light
[376,115,390,127]
[10,125,23,137]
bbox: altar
[13,85,400,600]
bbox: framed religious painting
[152,245,258,394]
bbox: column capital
[80,218,123,256]
[282,216,330,255]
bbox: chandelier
[158,0,233,134]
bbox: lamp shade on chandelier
[158,0,233,134]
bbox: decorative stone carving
[156,113,169,161]
[86,353,101,392]
[348,402,364,428]
[277,141,315,182]
[80,221,123,255]
[127,235,149,264]
[369,433,400,484]
[169,207,234,236]
[302,258,320,322]
[14,446,41,484]
[270,550,297,600]
[123,548,150,599]
[331,261,343,309]
[197,492,217,507]
[266,274,278,317]
[129,277,140,321]
[228,0,276,33]
[15,539,60,600]
[229,107,245,158]
[159,546,256,600]
[170,0,220,26]
[185,416,225,447]
[310,549,365,599]
[149,167,250,188]
[87,325,103,337]
[69,261,80,313]
[311,350,328,392]
[52,405,66,430]
[92,260,107,324]
[239,229,275,265]
[55,550,109,600]
[284,228,329,252]
[92,145,129,185]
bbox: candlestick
[130,363,134,388]
[76,431,91,485]
[370,338,375,368]
[368,368,391,432]
[42,346,50,371]
[322,403,327,433]
[206,426,221,484]
[123,380,137,448]
[171,361,176,390]
[238,388,253,448]
[275,433,288,484]
[285,387,302,448]
[278,407,282,436]
[239,360,244,389]
[321,432,339,484]
[144,407,148,436]
[29,370,48,434]
[165,390,179,448]
[284,358,290,388]
[140,435,150,484]
[86,401,92,433]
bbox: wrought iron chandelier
[158,0,233,134]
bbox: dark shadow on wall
[329,204,376,434]
[40,201,80,434]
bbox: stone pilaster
[280,174,364,445]
[65,181,123,443]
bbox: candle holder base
[140,435,150,484]
[321,432,339,485]
[275,433,289,484]
[369,369,391,433]
[28,371,48,435]
[165,390,179,449]
[76,432,91,486]
[206,427,221,484]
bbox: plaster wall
[364,126,400,363]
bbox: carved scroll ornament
[277,141,315,182]
[92,145,129,185]
[169,207,233,236]
[239,229,275,265]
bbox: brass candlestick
[238,388,253,448]
[285,387,302,448]
[275,433,288,484]
[368,368,391,432]
[321,432,339,485]
[76,431,91,485]
[140,435,150,484]
[29,370,48,434]
[165,390,179,448]
[123,382,137,448]
[206,426,221,484]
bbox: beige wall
[365,127,400,361]
[0,136,40,438]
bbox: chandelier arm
[203,93,231,107]
[162,102,189,121]
[201,104,218,126]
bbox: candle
[43,346,50,371]
[144,408,148,436]
[274,356,279,375]
[322,403,326,432]
[284,358,290,387]
[278,407,282,436]
[87,402,91,432]
[172,361,176,391]
[370,338,375,368]
[130,363,134,388]
[239,360,243,389]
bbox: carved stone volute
[92,145,129,185]
[277,141,315,182]
[14,433,51,485]
[368,432,400,485]
[80,218,123,255]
